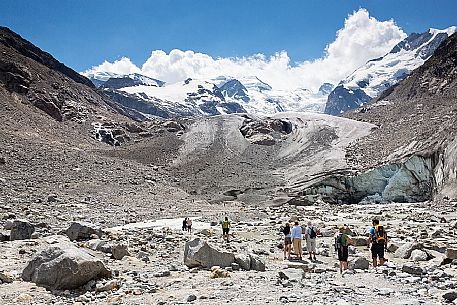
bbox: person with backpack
[282,223,292,260]
[334,225,353,273]
[182,218,188,231]
[291,221,303,260]
[221,216,231,242]
[305,221,319,261]
[367,218,388,267]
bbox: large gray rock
[10,219,35,241]
[184,238,235,268]
[65,222,103,241]
[235,254,251,271]
[442,290,457,302]
[22,241,111,290]
[394,242,422,259]
[349,256,369,270]
[249,254,266,271]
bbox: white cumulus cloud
[83,8,406,91]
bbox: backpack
[309,226,317,239]
[334,233,343,249]
[373,225,386,243]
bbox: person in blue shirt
[291,221,303,260]
[367,219,388,267]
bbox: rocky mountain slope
[325,27,455,115]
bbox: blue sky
[1,1,456,91]
[2,0,456,72]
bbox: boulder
[85,239,113,253]
[235,254,251,271]
[184,238,235,268]
[394,242,422,259]
[349,256,369,270]
[22,241,111,290]
[0,232,9,242]
[442,290,457,302]
[351,236,368,246]
[410,249,428,262]
[278,268,305,281]
[249,254,266,271]
[10,219,35,241]
[111,244,131,260]
[401,264,424,275]
[445,248,457,260]
[65,222,103,241]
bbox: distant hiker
[305,221,319,261]
[367,218,388,267]
[186,218,192,233]
[282,223,292,260]
[335,225,353,273]
[182,218,188,231]
[221,216,231,241]
[291,221,303,260]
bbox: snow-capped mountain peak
[325,26,455,115]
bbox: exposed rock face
[239,116,292,146]
[302,155,434,204]
[65,222,103,241]
[10,219,35,241]
[325,85,371,115]
[22,241,111,290]
[184,238,235,268]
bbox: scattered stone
[187,294,197,302]
[10,219,35,241]
[111,243,131,260]
[65,222,103,241]
[22,240,111,290]
[442,290,457,302]
[0,232,9,242]
[410,249,428,261]
[209,266,230,279]
[184,238,235,268]
[96,279,118,292]
[0,271,15,283]
[445,248,457,260]
[249,254,266,271]
[401,264,424,276]
[349,256,369,270]
[278,268,304,281]
[395,242,422,259]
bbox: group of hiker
[182,216,231,241]
[282,218,388,273]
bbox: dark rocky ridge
[0,27,94,88]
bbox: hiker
[282,223,292,260]
[305,221,319,261]
[367,218,388,267]
[291,221,303,260]
[221,216,231,241]
[186,218,192,233]
[335,225,353,273]
[182,218,188,231]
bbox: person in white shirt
[305,221,318,261]
[290,221,303,260]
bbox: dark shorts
[371,242,385,259]
[284,237,292,245]
[338,246,349,262]
[223,228,229,235]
